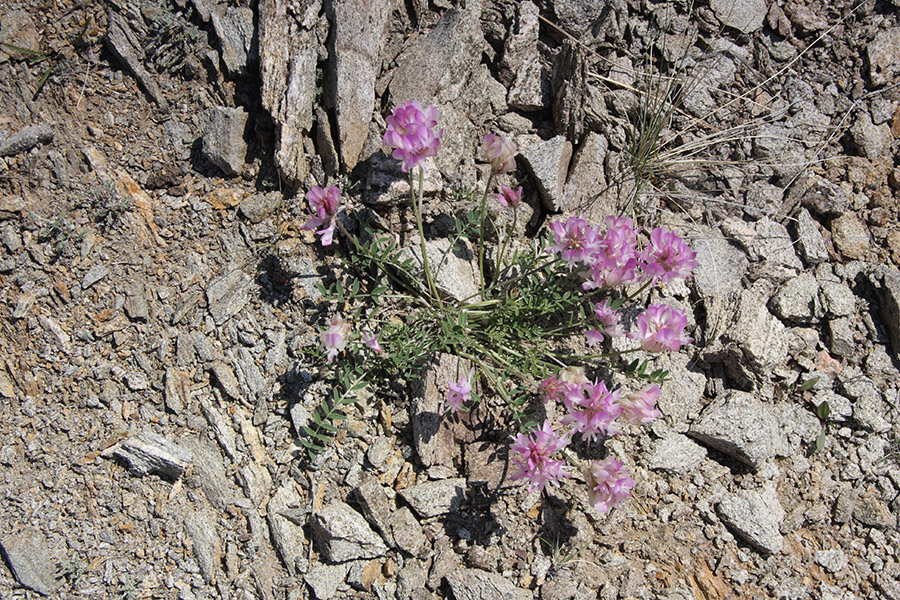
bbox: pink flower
[321,316,351,362]
[445,368,474,413]
[618,384,661,424]
[584,457,635,514]
[482,133,517,174]
[642,228,697,283]
[302,186,341,246]
[631,303,693,353]
[592,299,624,338]
[581,217,640,289]
[561,380,623,445]
[362,331,384,355]
[510,420,571,493]
[538,374,568,404]
[383,101,443,172]
[497,185,523,208]
[548,217,600,270]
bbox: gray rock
[755,217,803,271]
[305,563,350,600]
[398,478,466,518]
[655,352,706,423]
[234,348,266,398]
[184,507,222,584]
[0,528,61,595]
[198,395,239,460]
[209,361,244,401]
[854,495,896,529]
[710,0,767,33]
[237,461,272,507]
[752,124,806,183]
[812,389,852,422]
[353,476,394,545]
[647,433,707,473]
[814,549,848,573]
[164,368,190,414]
[827,318,856,359]
[325,0,391,171]
[868,28,900,87]
[259,0,320,183]
[770,272,822,324]
[519,135,572,212]
[123,280,150,321]
[793,209,829,266]
[389,5,484,105]
[193,331,222,363]
[106,432,193,479]
[81,264,109,289]
[705,283,789,381]
[268,482,308,575]
[239,192,281,224]
[206,267,252,325]
[499,2,545,111]
[833,487,857,524]
[837,368,890,431]
[717,486,785,554]
[390,507,428,556]
[772,402,821,456]
[689,390,779,470]
[182,436,234,511]
[312,501,388,563]
[799,175,849,217]
[365,153,444,205]
[563,132,616,222]
[0,124,53,157]
[553,0,624,42]
[465,442,512,489]
[689,225,749,299]
[0,11,40,61]
[202,106,249,176]
[819,281,856,317]
[402,237,478,302]
[873,266,900,360]
[877,573,900,600]
[410,353,465,467]
[682,39,745,115]
[444,568,533,600]
[830,213,869,260]
[104,13,169,109]
[210,5,256,77]
[849,112,893,160]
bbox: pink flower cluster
[585,457,635,514]
[548,216,697,287]
[383,101,443,172]
[510,419,571,493]
[630,303,693,353]
[302,186,341,246]
[320,318,384,362]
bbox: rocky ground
[1,0,900,598]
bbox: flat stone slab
[398,477,467,518]
[717,486,784,555]
[311,500,388,563]
[688,390,779,470]
[0,528,61,595]
[444,567,533,600]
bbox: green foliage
[36,213,78,258]
[87,179,133,228]
[299,367,368,460]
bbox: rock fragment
[206,267,252,325]
[268,482,309,575]
[710,0,767,33]
[403,238,478,302]
[311,501,388,563]
[106,432,193,479]
[830,213,870,260]
[647,433,707,473]
[770,272,822,324]
[390,507,428,556]
[184,507,222,584]
[500,1,545,111]
[867,28,900,87]
[793,209,829,265]
[202,106,249,176]
[444,568,533,600]
[0,125,53,157]
[717,486,785,554]
[689,390,779,470]
[81,264,109,290]
[410,353,465,467]
[210,5,256,77]
[398,478,466,518]
[325,0,391,171]
[519,135,572,212]
[0,528,61,596]
[305,563,350,600]
[104,12,169,109]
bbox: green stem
[411,168,440,303]
[477,172,495,298]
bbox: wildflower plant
[299,100,698,516]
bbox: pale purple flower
[631,303,693,353]
[482,133,518,174]
[383,101,443,172]
[445,368,474,413]
[302,186,341,246]
[592,299,624,338]
[618,384,662,424]
[548,217,600,270]
[510,419,571,493]
[582,217,640,289]
[538,374,568,404]
[561,380,623,445]
[584,457,635,514]
[497,185,523,208]
[362,330,384,355]
[584,328,605,347]
[321,316,351,362]
[642,227,697,283]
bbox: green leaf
[816,401,830,420]
[799,376,820,392]
[815,430,826,452]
